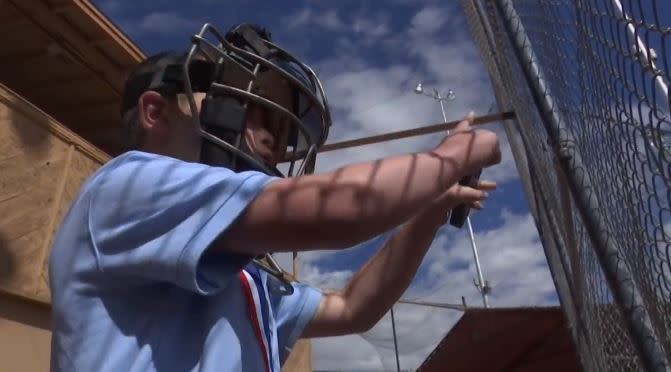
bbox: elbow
[348,312,381,334]
[343,297,386,334]
[352,318,377,334]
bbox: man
[49,23,501,371]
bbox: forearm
[224,147,467,254]
[341,208,446,331]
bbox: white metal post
[610,0,669,106]
[437,92,490,308]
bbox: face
[244,103,290,166]
[139,73,292,167]
[221,69,293,167]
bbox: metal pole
[492,0,669,370]
[610,0,669,107]
[390,306,401,372]
[438,96,490,308]
[466,214,489,308]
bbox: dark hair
[119,51,186,150]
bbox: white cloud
[284,7,390,47]
[407,209,555,306]
[285,8,345,32]
[137,12,201,34]
[301,265,353,291]
[273,3,554,371]
[353,17,390,38]
[299,208,556,371]
[300,5,519,184]
[311,334,388,371]
[408,6,449,36]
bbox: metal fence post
[490,0,669,370]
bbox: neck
[140,139,199,163]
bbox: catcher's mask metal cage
[183,22,332,178]
[182,23,332,293]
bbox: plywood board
[0,82,108,304]
[0,293,51,372]
[0,105,71,300]
[283,339,312,372]
[35,149,101,302]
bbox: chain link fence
[460,0,671,370]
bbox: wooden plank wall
[0,293,52,372]
[0,82,108,370]
[0,82,108,304]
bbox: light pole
[414,82,491,308]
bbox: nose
[257,127,275,150]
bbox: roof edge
[73,0,146,62]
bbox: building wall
[0,82,109,304]
[0,294,52,371]
[0,81,108,371]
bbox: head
[120,23,332,177]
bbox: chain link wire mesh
[461,0,671,370]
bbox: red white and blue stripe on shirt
[239,265,279,372]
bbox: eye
[262,109,281,135]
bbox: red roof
[417,307,581,372]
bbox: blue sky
[93,0,559,370]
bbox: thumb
[453,111,475,133]
[434,184,488,208]
[446,184,489,204]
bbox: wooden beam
[17,74,96,92]
[71,0,145,61]
[88,38,110,47]
[0,17,32,31]
[283,111,515,161]
[0,48,48,62]
[50,100,118,116]
[282,251,313,372]
[50,3,72,14]
[7,0,129,94]
[0,82,109,163]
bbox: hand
[422,180,497,224]
[432,112,502,172]
[441,180,497,209]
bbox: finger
[470,201,483,210]
[453,111,475,132]
[474,180,497,191]
[453,186,489,202]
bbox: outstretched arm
[301,181,496,337]
[219,114,501,255]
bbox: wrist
[413,203,449,229]
[430,144,468,179]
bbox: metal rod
[390,306,401,372]
[282,111,515,161]
[438,93,489,309]
[493,0,669,370]
[466,216,489,308]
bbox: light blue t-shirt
[48,150,323,372]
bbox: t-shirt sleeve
[270,280,323,365]
[88,152,278,295]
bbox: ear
[137,91,169,134]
